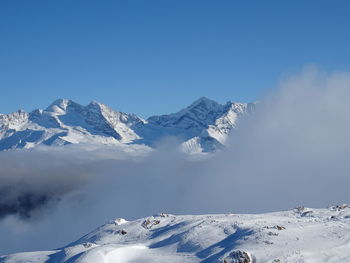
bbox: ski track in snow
[2,206,350,263]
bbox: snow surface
[0,97,254,153]
[2,206,350,262]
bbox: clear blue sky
[1,0,350,117]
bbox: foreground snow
[2,206,350,263]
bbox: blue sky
[1,0,350,117]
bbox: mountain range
[0,97,255,153]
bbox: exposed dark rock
[222,250,251,263]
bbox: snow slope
[0,97,254,153]
[2,205,350,263]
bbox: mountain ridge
[0,97,255,153]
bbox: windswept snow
[2,206,350,262]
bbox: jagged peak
[46,98,78,112]
[0,109,27,116]
[88,100,102,106]
[224,101,257,114]
[87,100,138,117]
[148,97,224,120]
[177,97,225,119]
[187,96,221,109]
[86,100,117,116]
[17,109,26,114]
[87,100,114,111]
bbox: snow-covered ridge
[2,205,350,262]
[0,97,254,153]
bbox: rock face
[0,97,254,153]
[222,250,251,263]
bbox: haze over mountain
[0,97,255,153]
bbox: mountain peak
[46,98,76,112]
[17,109,27,114]
[184,97,223,115]
[88,100,101,106]
[87,100,112,114]
[189,96,219,107]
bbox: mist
[1,68,350,254]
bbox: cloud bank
[0,68,350,254]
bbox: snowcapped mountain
[0,97,255,153]
[2,205,350,262]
